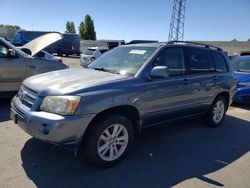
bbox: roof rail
[167,41,223,52]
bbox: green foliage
[0,24,22,40]
[65,21,76,34]
[0,24,21,30]
[79,21,85,39]
[78,14,96,40]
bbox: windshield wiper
[93,67,120,74]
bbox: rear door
[0,41,25,92]
[184,47,216,113]
[142,47,193,126]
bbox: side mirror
[150,66,169,78]
[8,49,17,58]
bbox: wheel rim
[97,124,129,161]
[212,100,225,123]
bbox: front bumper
[11,95,95,150]
[233,87,250,103]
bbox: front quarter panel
[74,79,144,116]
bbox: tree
[79,21,85,39]
[0,24,22,40]
[78,14,96,40]
[70,22,76,34]
[65,21,76,34]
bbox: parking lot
[0,57,249,188]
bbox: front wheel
[206,96,227,127]
[82,114,134,168]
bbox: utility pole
[168,0,186,41]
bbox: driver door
[0,41,25,92]
[141,47,193,126]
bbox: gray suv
[11,41,236,167]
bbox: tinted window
[100,49,108,54]
[155,48,186,76]
[186,48,210,73]
[23,32,47,41]
[63,34,79,41]
[211,52,228,72]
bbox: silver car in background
[0,33,68,93]
[80,47,108,67]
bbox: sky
[0,0,249,42]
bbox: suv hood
[23,68,127,95]
[22,32,62,56]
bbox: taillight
[91,57,96,61]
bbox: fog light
[40,123,49,135]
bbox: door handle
[183,78,189,85]
[28,65,36,69]
[213,76,218,80]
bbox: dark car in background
[11,31,80,56]
[232,56,250,103]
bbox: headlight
[237,82,250,87]
[40,96,81,115]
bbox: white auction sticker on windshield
[129,50,146,55]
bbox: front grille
[17,85,38,108]
[13,103,25,118]
[242,96,250,101]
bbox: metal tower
[168,0,186,41]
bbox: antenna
[168,0,186,41]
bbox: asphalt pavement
[0,57,249,188]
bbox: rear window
[83,49,95,55]
[100,49,108,54]
[211,52,228,72]
[186,48,210,73]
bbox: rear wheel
[57,50,63,57]
[83,114,134,168]
[206,96,227,127]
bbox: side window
[155,48,186,76]
[0,43,8,58]
[211,52,228,72]
[186,48,210,73]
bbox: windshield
[11,33,21,44]
[233,59,250,73]
[88,46,157,75]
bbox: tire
[57,51,63,57]
[206,96,227,127]
[82,114,134,168]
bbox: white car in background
[80,47,108,67]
